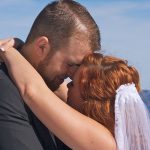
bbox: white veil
[115,83,150,150]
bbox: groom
[0,0,100,150]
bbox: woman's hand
[0,38,13,61]
[0,37,24,61]
[0,37,24,50]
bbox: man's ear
[35,36,51,60]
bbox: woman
[0,39,150,150]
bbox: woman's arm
[0,41,116,150]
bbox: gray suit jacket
[0,63,69,150]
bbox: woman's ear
[35,36,51,60]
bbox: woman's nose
[67,66,79,80]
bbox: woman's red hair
[79,53,140,136]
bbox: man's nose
[67,66,78,80]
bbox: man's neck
[20,44,28,58]
[20,44,37,69]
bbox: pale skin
[0,40,116,150]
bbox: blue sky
[0,0,150,89]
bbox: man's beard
[37,62,60,92]
[40,73,60,91]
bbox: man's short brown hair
[26,0,100,52]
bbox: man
[0,0,100,150]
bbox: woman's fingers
[0,47,5,52]
[0,39,15,51]
[0,38,12,46]
[0,46,5,62]
[0,38,15,62]
[0,37,24,50]
[0,37,24,62]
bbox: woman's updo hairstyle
[79,53,140,135]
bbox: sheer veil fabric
[115,83,150,150]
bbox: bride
[0,38,150,150]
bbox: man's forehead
[68,50,91,67]
[67,34,91,52]
[68,53,85,65]
[61,36,92,63]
